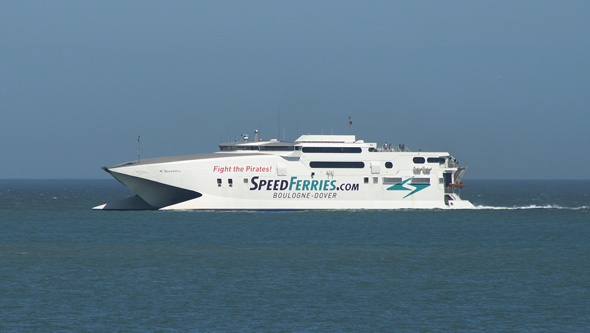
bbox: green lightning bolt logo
[387,178,430,198]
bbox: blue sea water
[0,179,589,331]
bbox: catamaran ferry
[94,132,474,210]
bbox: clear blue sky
[1,1,589,179]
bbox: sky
[1,1,589,179]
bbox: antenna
[137,135,141,163]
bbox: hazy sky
[2,1,589,179]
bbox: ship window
[228,179,233,187]
[217,179,222,187]
[383,177,402,185]
[259,146,295,151]
[295,146,302,150]
[428,157,445,164]
[243,178,249,183]
[373,177,378,184]
[237,146,259,151]
[302,147,362,153]
[309,161,365,168]
[411,178,430,184]
[385,162,393,169]
[413,157,425,164]
[364,177,369,184]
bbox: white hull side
[96,149,474,210]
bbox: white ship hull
[95,135,474,210]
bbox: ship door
[370,161,381,174]
[276,163,287,176]
[443,172,452,193]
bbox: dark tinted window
[302,147,362,153]
[259,146,295,151]
[236,146,259,151]
[413,157,425,164]
[385,162,393,168]
[427,157,445,163]
[309,161,365,168]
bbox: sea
[1,179,589,331]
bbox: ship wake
[473,204,589,211]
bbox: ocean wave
[474,204,589,211]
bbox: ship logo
[387,178,430,198]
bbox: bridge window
[413,157,425,164]
[302,147,362,153]
[259,146,295,151]
[236,146,259,151]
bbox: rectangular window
[260,146,295,151]
[243,178,249,183]
[217,179,222,187]
[364,177,369,184]
[309,161,365,168]
[383,177,402,185]
[228,179,233,187]
[302,147,362,153]
[236,146,259,151]
[411,178,430,184]
[428,157,446,164]
[373,177,378,184]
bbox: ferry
[94,132,474,210]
